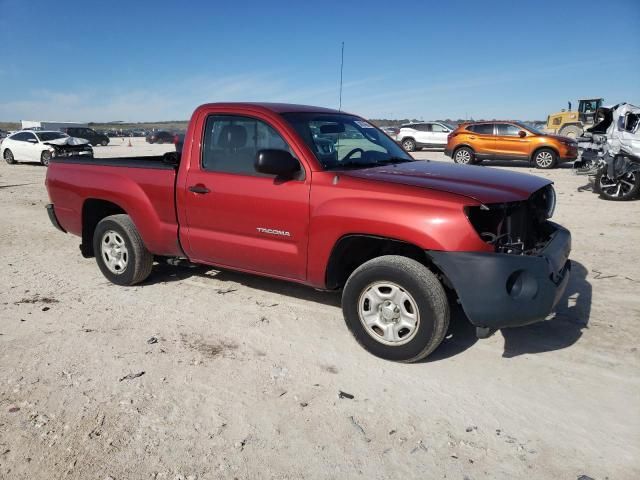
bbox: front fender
[306,188,490,287]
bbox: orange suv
[445,121,578,169]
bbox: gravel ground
[0,138,638,479]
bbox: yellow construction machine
[545,98,604,138]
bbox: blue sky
[0,0,638,122]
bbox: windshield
[36,132,67,141]
[282,112,414,170]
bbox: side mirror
[518,130,527,138]
[255,149,300,178]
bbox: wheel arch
[81,198,127,257]
[453,143,475,153]
[325,234,449,290]
[530,145,559,163]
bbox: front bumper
[428,223,571,330]
[46,204,66,233]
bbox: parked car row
[145,131,178,144]
[2,130,93,166]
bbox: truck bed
[46,155,181,257]
[50,155,177,170]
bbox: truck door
[181,114,310,280]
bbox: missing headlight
[465,186,555,255]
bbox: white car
[396,122,455,152]
[2,130,93,166]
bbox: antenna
[339,41,344,111]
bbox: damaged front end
[428,184,571,337]
[464,184,557,256]
[44,137,94,159]
[575,103,640,200]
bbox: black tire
[3,148,16,165]
[453,146,475,165]
[40,150,52,166]
[559,124,583,139]
[401,138,416,152]
[342,255,450,362]
[595,170,640,201]
[93,214,154,286]
[100,140,108,146]
[533,148,557,169]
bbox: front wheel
[101,140,108,146]
[41,150,52,166]
[3,149,16,164]
[93,214,154,286]
[595,170,640,201]
[342,256,450,362]
[533,148,557,169]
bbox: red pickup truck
[45,103,571,362]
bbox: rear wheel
[342,255,449,362]
[453,146,474,165]
[595,170,640,201]
[533,148,557,169]
[93,214,154,286]
[3,149,16,164]
[100,140,108,146]
[401,138,416,152]
[40,150,52,166]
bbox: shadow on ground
[500,260,592,358]
[147,260,341,308]
[147,259,592,360]
[425,260,592,361]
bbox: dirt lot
[1,138,638,479]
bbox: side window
[11,132,29,142]
[431,124,448,133]
[416,124,432,132]
[202,115,296,176]
[496,124,521,136]
[470,124,494,135]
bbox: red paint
[46,103,552,289]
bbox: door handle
[469,136,477,139]
[188,184,211,194]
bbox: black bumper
[444,148,452,157]
[428,223,571,330]
[46,204,66,233]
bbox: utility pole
[339,42,344,111]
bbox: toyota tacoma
[45,103,571,362]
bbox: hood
[44,136,90,146]
[340,161,551,204]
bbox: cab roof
[197,102,346,115]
